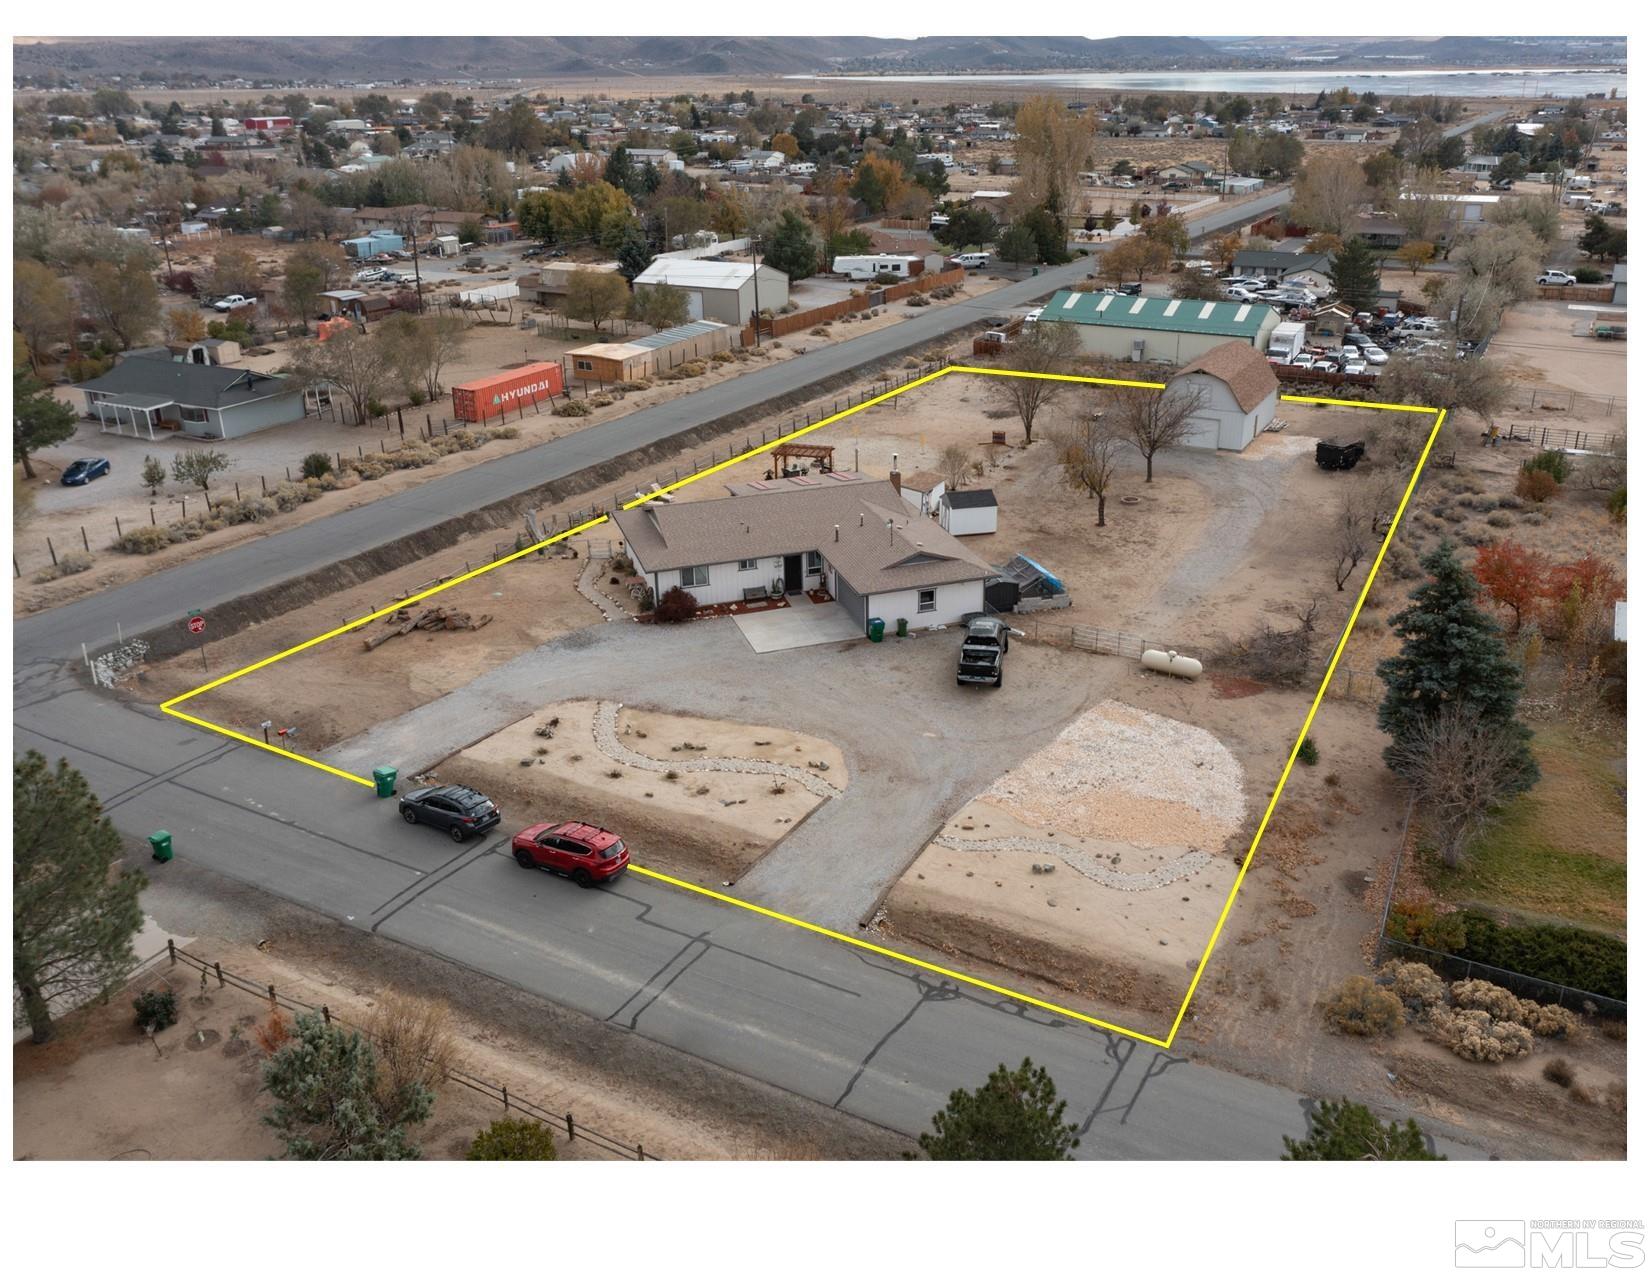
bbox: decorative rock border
[576,558,631,623]
[591,701,843,800]
[933,834,1213,892]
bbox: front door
[783,555,804,593]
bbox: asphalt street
[13,676,1478,1158]
[9,180,1498,1159]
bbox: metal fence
[1510,387,1622,418]
[1013,615,1191,661]
[1375,934,1626,1020]
[1496,421,1625,453]
[141,941,661,1160]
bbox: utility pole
[749,233,764,346]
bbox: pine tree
[1283,1099,1442,1160]
[14,369,78,480]
[262,1013,434,1160]
[917,1058,1079,1160]
[615,224,653,282]
[764,209,820,282]
[14,751,147,1044]
[1376,539,1537,782]
[1330,234,1381,311]
[604,146,635,197]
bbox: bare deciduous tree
[938,443,973,490]
[1104,383,1205,481]
[290,328,393,424]
[1388,705,1537,866]
[990,321,1080,442]
[1053,411,1129,526]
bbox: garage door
[834,576,866,631]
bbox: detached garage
[1167,342,1281,452]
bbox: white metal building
[632,258,789,326]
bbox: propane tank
[1141,649,1203,680]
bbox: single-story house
[1157,161,1215,183]
[1221,175,1264,195]
[1457,154,1500,179]
[631,258,789,326]
[612,477,995,630]
[1164,341,1281,452]
[939,488,998,536]
[567,320,738,383]
[78,351,308,441]
[892,468,945,516]
[1231,250,1334,292]
[1041,290,1280,364]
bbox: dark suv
[399,785,500,842]
[512,821,629,886]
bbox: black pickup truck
[957,616,1009,688]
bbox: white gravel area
[977,700,1245,848]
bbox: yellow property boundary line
[158,363,1446,1049]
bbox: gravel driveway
[326,618,1123,929]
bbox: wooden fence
[744,267,967,343]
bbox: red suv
[512,821,629,886]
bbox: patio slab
[733,602,865,653]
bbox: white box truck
[1267,321,1306,363]
[833,254,923,281]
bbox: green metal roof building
[1039,289,1281,365]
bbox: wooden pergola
[768,442,835,478]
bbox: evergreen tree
[262,1013,433,1160]
[917,1058,1079,1160]
[604,146,635,197]
[1376,540,1537,783]
[1283,1099,1442,1160]
[615,223,653,282]
[14,751,147,1044]
[1330,234,1381,311]
[764,209,820,282]
[14,368,78,480]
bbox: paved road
[12,676,1479,1159]
[15,260,1095,666]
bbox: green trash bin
[372,766,398,799]
[896,617,909,638]
[148,830,173,863]
[867,617,885,643]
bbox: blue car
[60,457,111,486]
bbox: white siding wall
[636,553,827,607]
[866,580,985,629]
[939,504,997,535]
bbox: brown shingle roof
[612,482,993,596]
[1171,341,1280,415]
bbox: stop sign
[187,615,206,636]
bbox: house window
[575,359,594,372]
[737,559,758,572]
[917,589,937,613]
[180,406,209,424]
[805,551,823,574]
[680,565,709,588]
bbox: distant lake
[798,67,1628,99]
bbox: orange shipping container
[450,362,564,422]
